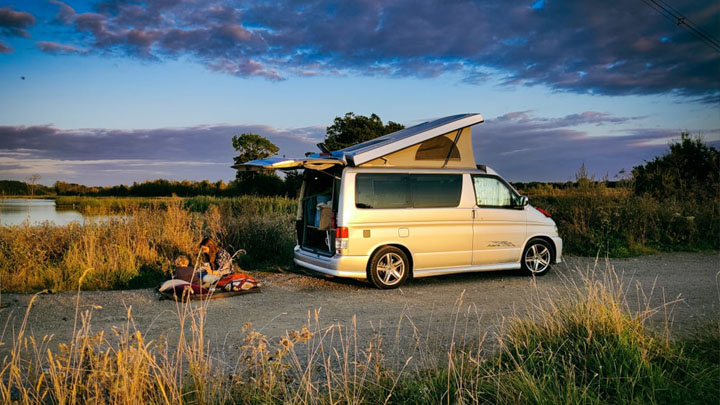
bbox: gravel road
[2,253,718,360]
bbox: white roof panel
[335,113,484,165]
[238,113,485,171]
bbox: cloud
[44,0,718,100]
[35,41,86,54]
[0,123,324,161]
[473,111,720,182]
[0,6,35,53]
[0,7,35,38]
[1,112,717,185]
[0,123,325,185]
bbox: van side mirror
[518,195,529,207]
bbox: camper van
[240,114,563,288]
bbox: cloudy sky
[0,0,718,185]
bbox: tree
[324,113,404,151]
[632,132,719,201]
[26,174,40,199]
[232,133,279,169]
[231,133,284,195]
[283,170,304,198]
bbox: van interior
[297,169,341,255]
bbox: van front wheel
[368,247,409,289]
[520,239,553,276]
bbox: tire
[520,239,553,276]
[368,246,410,289]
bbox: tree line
[1,111,717,203]
[0,113,402,198]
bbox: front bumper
[551,236,563,263]
[294,246,369,278]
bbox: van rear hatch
[235,156,344,171]
[298,168,341,256]
[236,156,343,257]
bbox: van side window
[472,176,515,207]
[356,174,410,209]
[356,174,462,209]
[415,137,460,161]
[410,174,462,208]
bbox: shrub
[633,132,720,202]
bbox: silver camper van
[241,114,563,289]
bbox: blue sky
[0,0,718,185]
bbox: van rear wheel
[368,246,409,289]
[520,239,553,276]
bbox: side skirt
[413,262,521,278]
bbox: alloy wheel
[524,243,551,274]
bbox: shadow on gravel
[280,263,536,291]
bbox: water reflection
[0,199,97,226]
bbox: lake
[0,198,97,226]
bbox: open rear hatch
[297,168,341,256]
[237,156,344,257]
[236,156,344,172]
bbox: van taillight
[536,207,552,218]
[336,227,349,238]
[335,226,349,252]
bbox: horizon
[1,0,718,186]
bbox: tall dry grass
[0,198,295,292]
[1,263,717,404]
[0,201,200,292]
[54,195,296,216]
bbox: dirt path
[2,253,718,359]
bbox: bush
[633,132,720,202]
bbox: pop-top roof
[333,113,484,166]
[237,113,484,171]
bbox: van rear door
[235,157,344,171]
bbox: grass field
[1,188,717,293]
[0,197,296,292]
[1,265,717,404]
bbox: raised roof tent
[237,113,484,171]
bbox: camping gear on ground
[159,244,258,301]
[159,270,260,301]
[216,273,259,292]
[173,265,198,283]
[158,279,210,298]
[199,271,221,287]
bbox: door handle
[472,209,476,219]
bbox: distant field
[1,186,717,293]
[518,183,718,257]
[53,195,296,215]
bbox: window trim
[471,174,524,209]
